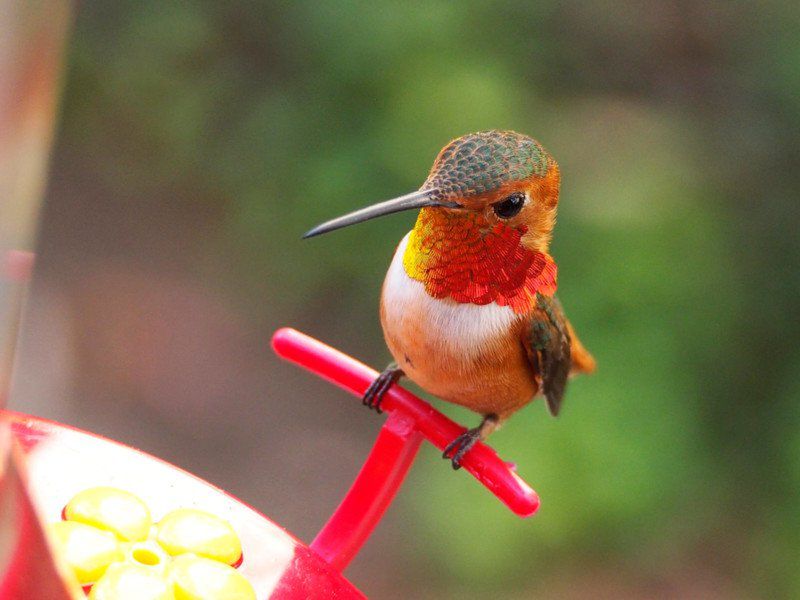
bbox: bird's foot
[442,428,482,470]
[442,413,499,470]
[362,364,403,414]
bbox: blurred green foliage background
[15,1,800,597]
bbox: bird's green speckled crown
[423,130,551,200]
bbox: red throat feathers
[402,208,558,314]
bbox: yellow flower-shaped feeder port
[49,486,255,600]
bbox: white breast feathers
[381,233,520,361]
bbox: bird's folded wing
[523,293,576,417]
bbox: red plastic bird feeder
[1,327,539,598]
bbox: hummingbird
[304,130,595,469]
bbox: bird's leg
[442,413,499,470]
[362,362,404,414]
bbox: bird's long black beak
[302,189,459,239]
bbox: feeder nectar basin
[1,411,364,599]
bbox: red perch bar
[271,328,539,571]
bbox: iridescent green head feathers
[423,130,552,202]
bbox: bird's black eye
[493,192,526,219]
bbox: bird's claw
[442,428,481,470]
[362,365,402,414]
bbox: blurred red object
[0,443,76,599]
[1,251,35,283]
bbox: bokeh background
[6,1,800,597]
